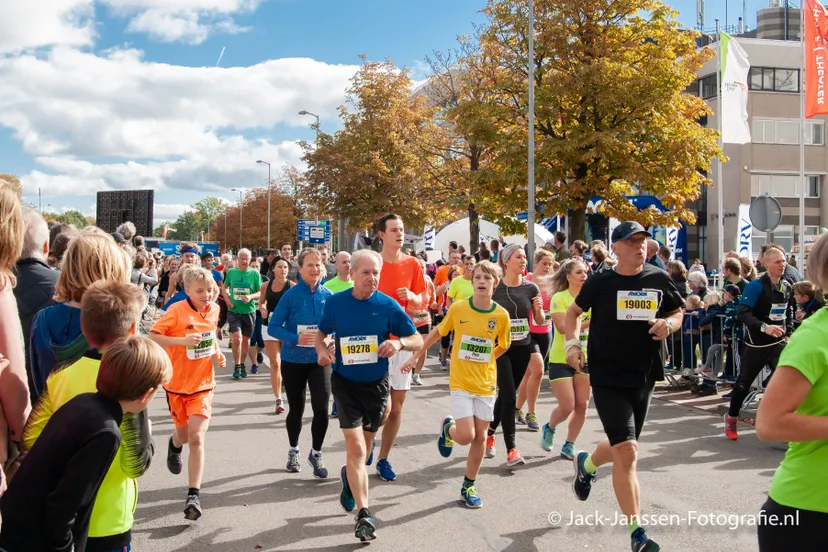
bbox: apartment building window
[699,74,717,99]
[752,118,825,146]
[751,174,821,198]
[752,225,820,256]
[748,67,800,92]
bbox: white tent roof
[430,217,553,253]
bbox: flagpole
[798,6,807,269]
[716,19,725,270]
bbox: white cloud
[154,203,191,221]
[0,1,95,53]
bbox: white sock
[311,449,322,457]
[290,446,299,453]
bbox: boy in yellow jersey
[150,267,225,521]
[402,260,511,508]
[22,281,154,552]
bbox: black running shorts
[331,371,390,433]
[591,384,655,446]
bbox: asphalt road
[131,348,784,552]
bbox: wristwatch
[761,323,768,333]
[564,339,583,351]
[665,318,673,333]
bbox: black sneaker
[184,493,202,521]
[631,527,660,551]
[696,385,718,397]
[354,508,377,542]
[167,436,183,475]
[307,452,328,479]
[572,451,596,501]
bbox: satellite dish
[749,195,782,232]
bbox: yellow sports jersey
[437,298,511,397]
[549,289,591,364]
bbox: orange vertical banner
[805,0,828,118]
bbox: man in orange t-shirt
[372,213,426,482]
[433,251,463,294]
[149,267,225,521]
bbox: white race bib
[617,291,659,321]
[340,335,378,365]
[510,318,530,341]
[233,287,251,301]
[412,310,430,324]
[186,331,215,360]
[459,335,494,363]
[297,324,318,347]
[769,303,787,322]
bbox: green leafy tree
[166,211,206,241]
[56,209,90,228]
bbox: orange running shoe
[506,448,525,467]
[724,414,738,441]
[485,434,496,458]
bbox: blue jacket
[28,303,90,403]
[267,278,333,364]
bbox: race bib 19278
[459,335,493,363]
[617,291,659,321]
[340,335,378,365]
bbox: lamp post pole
[231,188,243,250]
[299,110,335,249]
[257,160,272,249]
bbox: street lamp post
[230,188,243,250]
[299,109,339,250]
[256,160,272,249]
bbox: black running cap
[612,221,651,242]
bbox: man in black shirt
[565,221,684,552]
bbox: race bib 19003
[617,291,659,321]
[340,335,378,365]
[459,335,493,363]
[186,332,215,360]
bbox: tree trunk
[469,203,479,254]
[570,204,587,242]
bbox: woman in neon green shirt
[756,234,828,551]
[446,256,477,308]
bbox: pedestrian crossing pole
[527,0,536,270]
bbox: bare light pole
[257,160,272,249]
[527,0,536,269]
[230,188,244,250]
[299,110,335,248]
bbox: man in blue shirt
[201,252,223,285]
[316,249,422,543]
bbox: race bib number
[769,303,787,322]
[459,335,493,363]
[297,324,318,347]
[233,287,251,301]
[617,291,658,321]
[510,318,529,341]
[543,310,552,323]
[186,332,215,360]
[340,335,378,365]
[412,310,430,324]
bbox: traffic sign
[749,196,782,232]
[297,219,330,244]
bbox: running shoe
[286,449,301,472]
[275,397,285,414]
[440,360,448,371]
[540,423,555,452]
[438,416,455,458]
[240,366,247,378]
[184,493,202,521]
[724,414,738,441]
[354,508,377,542]
[330,403,338,418]
[376,459,397,481]
[166,436,183,475]
[339,465,355,512]
[516,409,527,425]
[721,391,733,399]
[572,451,597,501]
[526,412,540,431]
[308,452,328,479]
[696,385,718,397]
[506,448,525,467]
[560,442,576,460]
[250,364,258,375]
[485,434,496,458]
[232,365,241,379]
[631,527,660,551]
[257,352,264,364]
[460,483,482,509]
[366,442,375,466]
[412,373,423,386]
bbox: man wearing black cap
[564,221,684,552]
[111,232,128,248]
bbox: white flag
[720,32,751,144]
[737,204,752,257]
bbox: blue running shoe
[560,442,576,460]
[240,366,247,378]
[366,442,375,466]
[256,352,264,364]
[354,508,377,542]
[631,527,660,551]
[460,484,482,509]
[572,452,596,501]
[526,412,540,431]
[330,403,338,418]
[376,459,396,481]
[438,416,455,458]
[250,364,258,375]
[232,365,241,379]
[307,452,328,479]
[540,423,555,452]
[339,465,355,512]
[286,449,301,473]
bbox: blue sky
[0,0,775,223]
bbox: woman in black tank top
[258,257,294,413]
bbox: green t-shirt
[225,268,262,314]
[768,307,828,513]
[448,277,474,302]
[324,276,354,294]
[548,289,591,364]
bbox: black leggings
[758,497,828,551]
[728,342,784,417]
[282,361,331,450]
[489,345,532,451]
[218,300,228,330]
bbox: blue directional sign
[297,219,330,244]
